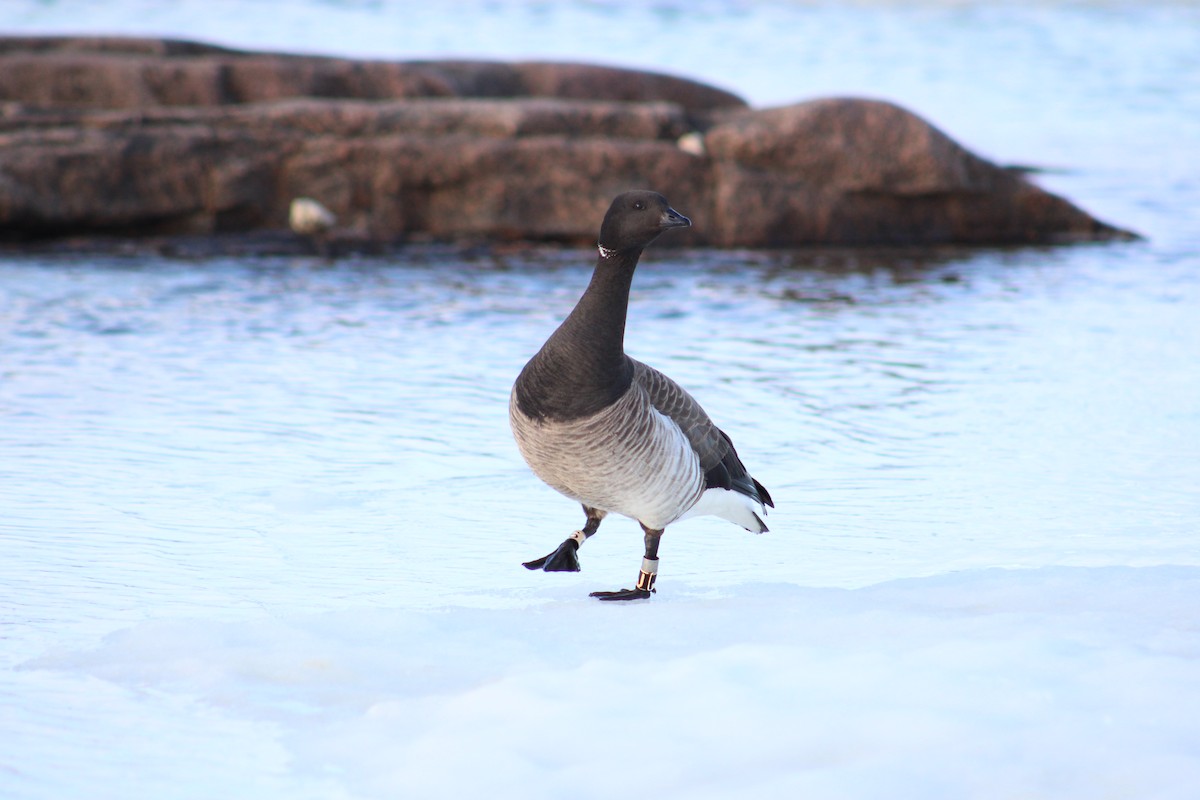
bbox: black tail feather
[704,429,773,512]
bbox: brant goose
[510,190,774,600]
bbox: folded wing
[632,360,774,516]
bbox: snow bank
[16,566,1200,799]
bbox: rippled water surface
[4,241,1197,639]
[4,1,1200,796]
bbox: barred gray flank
[510,361,705,530]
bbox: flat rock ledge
[0,36,1135,251]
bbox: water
[3,1,1200,797]
[4,245,1196,620]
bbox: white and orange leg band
[635,557,658,593]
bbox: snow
[11,567,1200,799]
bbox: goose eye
[633,201,645,210]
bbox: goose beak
[660,207,691,230]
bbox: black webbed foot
[522,537,581,572]
[589,587,653,601]
[590,558,657,600]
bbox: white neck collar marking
[597,244,616,259]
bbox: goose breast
[509,381,704,530]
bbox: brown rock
[0,36,745,112]
[277,134,708,241]
[706,98,999,194]
[0,98,702,238]
[701,99,1129,245]
[0,36,1134,248]
[0,121,279,235]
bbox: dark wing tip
[704,461,733,492]
[753,478,775,509]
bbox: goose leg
[523,506,606,572]
[590,525,662,601]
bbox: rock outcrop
[0,36,1133,249]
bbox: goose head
[597,190,691,255]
